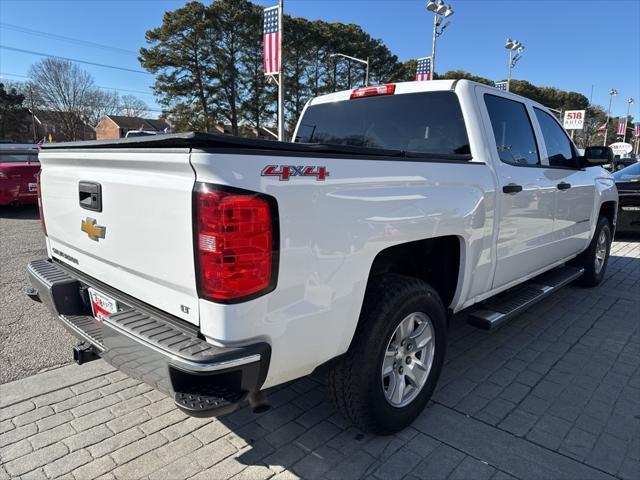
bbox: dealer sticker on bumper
[88,288,118,321]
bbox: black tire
[328,274,447,435]
[570,215,612,287]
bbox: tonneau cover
[41,131,472,161]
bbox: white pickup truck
[28,80,617,434]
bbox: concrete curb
[0,359,115,408]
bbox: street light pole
[623,97,634,143]
[507,48,513,91]
[505,38,524,92]
[365,57,369,86]
[603,88,617,146]
[431,14,438,75]
[426,1,454,78]
[277,0,284,142]
[329,53,369,86]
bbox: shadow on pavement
[219,250,639,479]
[0,204,40,220]
[615,232,640,242]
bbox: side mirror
[580,146,614,167]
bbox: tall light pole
[603,88,617,146]
[426,0,454,78]
[505,38,524,92]
[623,97,635,143]
[329,53,369,86]
[277,0,284,141]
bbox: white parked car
[28,80,617,434]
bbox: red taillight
[36,171,47,235]
[194,183,277,302]
[350,84,396,99]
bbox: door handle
[79,181,102,212]
[557,182,572,190]
[502,183,523,194]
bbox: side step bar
[467,266,584,330]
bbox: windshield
[295,91,470,156]
[0,151,39,163]
[613,162,640,180]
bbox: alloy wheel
[381,312,435,408]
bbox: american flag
[634,122,640,137]
[263,6,280,75]
[495,81,508,91]
[616,116,627,136]
[415,57,432,81]
[596,122,608,132]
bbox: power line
[0,45,150,75]
[0,72,156,97]
[0,23,138,56]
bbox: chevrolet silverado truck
[27,80,617,434]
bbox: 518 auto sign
[563,110,586,130]
[261,165,329,181]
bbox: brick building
[95,116,170,140]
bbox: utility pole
[603,88,617,146]
[623,97,634,143]
[28,84,37,143]
[277,0,284,142]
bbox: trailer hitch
[73,342,100,365]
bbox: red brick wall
[95,118,122,140]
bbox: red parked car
[0,145,40,206]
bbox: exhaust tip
[248,390,271,414]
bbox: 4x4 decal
[261,165,329,181]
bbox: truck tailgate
[38,148,199,325]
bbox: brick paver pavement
[1,240,638,480]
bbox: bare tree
[119,95,149,117]
[29,58,95,140]
[84,89,121,127]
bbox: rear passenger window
[534,108,575,168]
[484,94,540,166]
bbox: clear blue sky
[1,0,638,119]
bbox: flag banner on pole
[597,122,608,132]
[616,116,627,136]
[634,122,640,137]
[263,5,280,75]
[415,57,432,81]
[494,81,508,91]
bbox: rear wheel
[328,274,447,434]
[571,215,612,287]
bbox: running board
[467,266,584,330]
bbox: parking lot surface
[0,206,75,384]
[0,207,638,479]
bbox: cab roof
[309,79,459,106]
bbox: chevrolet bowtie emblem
[81,217,106,242]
